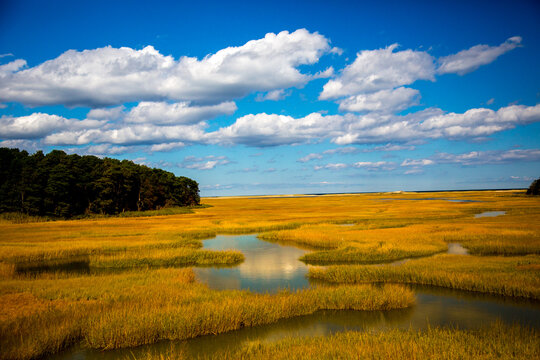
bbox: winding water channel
[51,233,540,359]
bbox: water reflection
[446,243,469,255]
[15,257,91,275]
[194,235,310,293]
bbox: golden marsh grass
[0,190,539,359]
[193,322,539,360]
[0,267,413,359]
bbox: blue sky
[1,0,539,196]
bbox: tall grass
[0,267,414,359]
[309,254,540,299]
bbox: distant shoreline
[203,188,526,199]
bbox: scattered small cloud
[150,142,186,152]
[435,148,540,165]
[67,144,133,156]
[255,89,290,102]
[323,146,360,155]
[298,153,324,162]
[400,159,434,166]
[352,161,396,171]
[314,163,348,170]
[201,183,234,190]
[510,175,534,181]
[178,155,231,170]
[437,36,522,75]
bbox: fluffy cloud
[44,123,207,146]
[321,38,522,115]
[338,87,420,113]
[0,59,27,75]
[4,103,539,150]
[0,29,331,107]
[419,104,540,138]
[0,113,104,139]
[213,104,540,147]
[209,112,345,146]
[124,101,237,125]
[149,142,186,152]
[320,44,435,100]
[0,139,41,152]
[17,99,235,148]
[437,37,522,75]
[87,106,125,120]
[67,144,133,156]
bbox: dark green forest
[0,148,200,218]
[527,178,540,195]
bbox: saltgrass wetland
[0,267,413,360]
[309,254,540,299]
[0,190,539,359]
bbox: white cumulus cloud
[0,113,105,139]
[211,103,540,147]
[320,44,435,100]
[0,29,332,107]
[124,101,237,125]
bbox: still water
[475,211,506,218]
[50,234,539,360]
[194,235,310,292]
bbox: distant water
[475,211,506,218]
[380,198,480,203]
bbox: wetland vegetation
[0,190,539,359]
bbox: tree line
[0,148,200,218]
[527,178,540,195]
